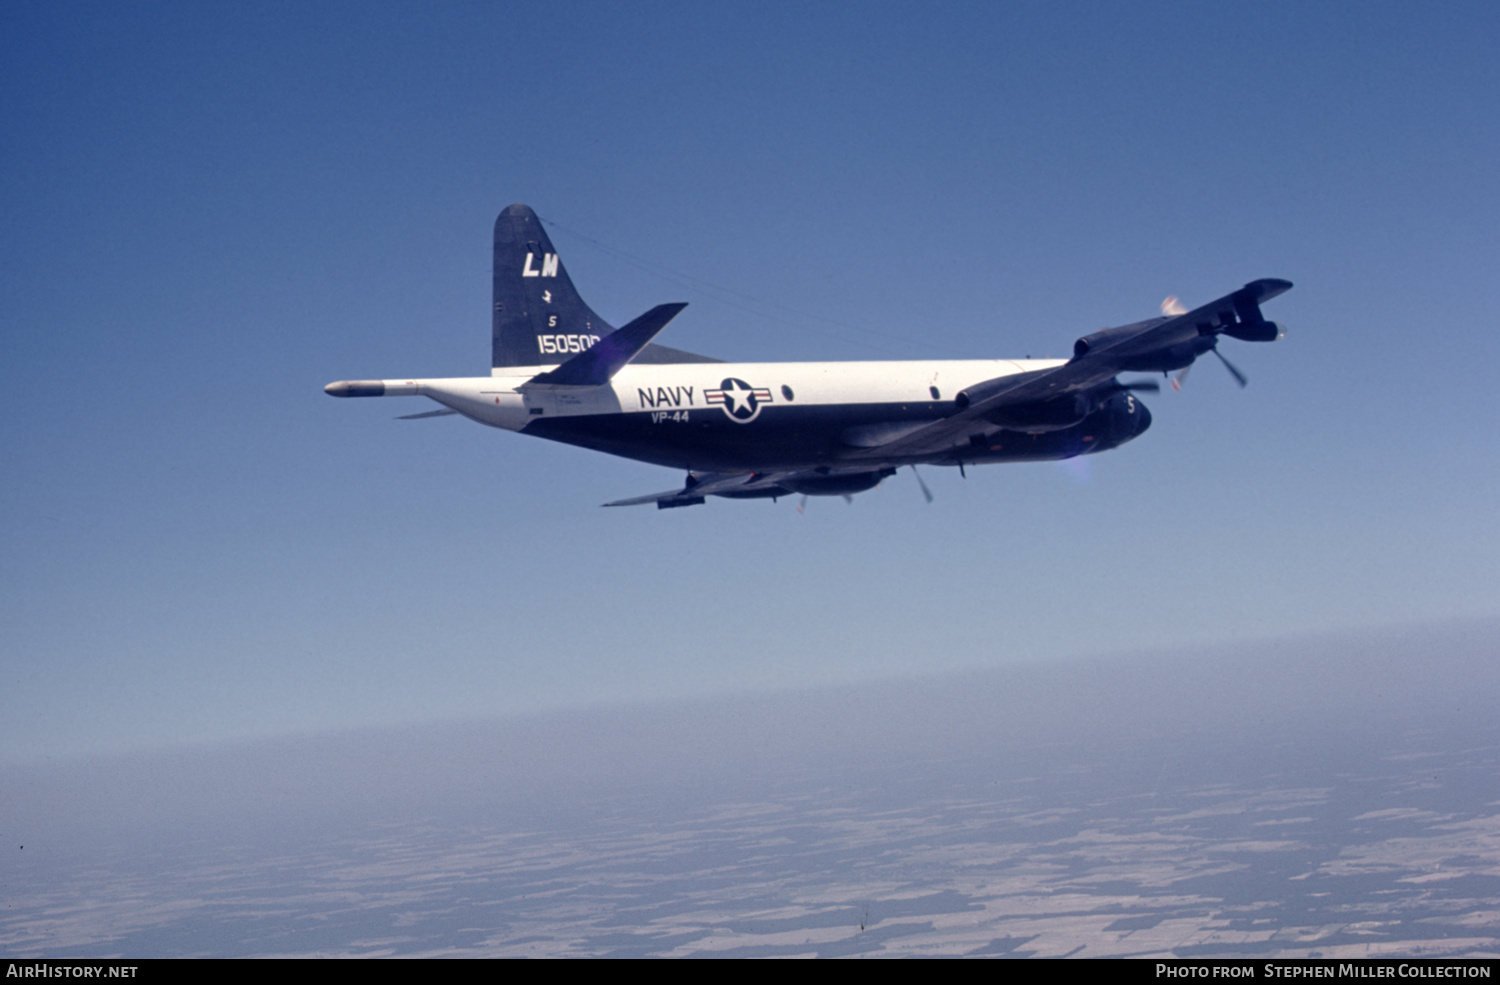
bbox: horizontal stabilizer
[527,303,688,386]
[396,408,460,420]
[603,488,705,508]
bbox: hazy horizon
[6,620,1498,957]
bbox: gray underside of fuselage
[519,401,1137,472]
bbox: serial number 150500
[537,334,601,355]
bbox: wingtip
[1246,278,1294,301]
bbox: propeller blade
[1120,381,1161,394]
[911,465,934,504]
[1171,363,1191,392]
[1212,346,1249,388]
[1161,296,1188,316]
[797,494,808,515]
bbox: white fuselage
[400,358,1063,432]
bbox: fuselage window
[929,385,941,400]
[781,385,795,401]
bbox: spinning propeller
[1161,296,1251,391]
[912,465,934,504]
[796,493,854,514]
[1170,344,1249,391]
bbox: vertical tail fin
[492,204,613,372]
[491,204,718,373]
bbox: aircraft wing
[603,468,881,508]
[836,363,1112,464]
[842,278,1291,463]
[604,470,794,508]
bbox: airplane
[325,204,1291,508]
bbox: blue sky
[3,1,1498,762]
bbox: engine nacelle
[1092,389,1152,448]
[1224,319,1285,343]
[1072,319,1161,359]
[1113,339,1210,373]
[1072,320,1213,373]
